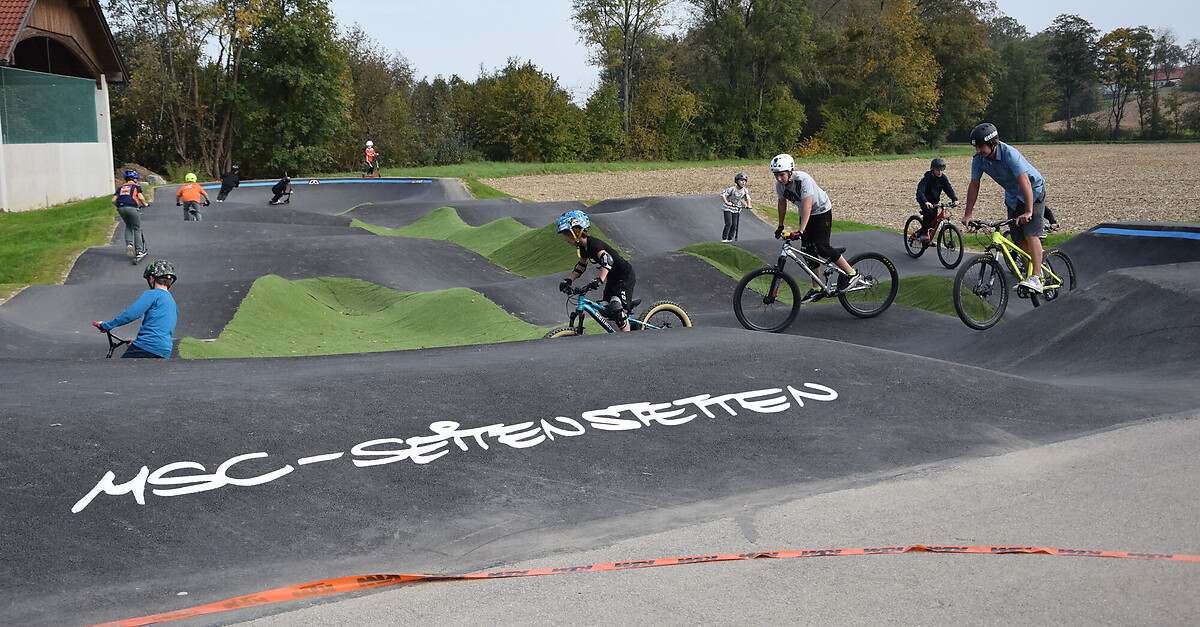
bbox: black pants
[217,185,235,201]
[802,210,840,268]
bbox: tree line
[105,0,1200,180]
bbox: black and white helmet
[969,123,999,146]
[734,172,748,183]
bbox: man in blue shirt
[93,260,179,358]
[961,122,1047,293]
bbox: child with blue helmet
[556,211,636,332]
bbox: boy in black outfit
[915,157,958,243]
[217,165,240,202]
[269,175,292,204]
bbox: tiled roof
[0,0,34,61]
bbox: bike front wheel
[544,326,582,339]
[640,300,692,330]
[903,215,927,258]
[936,223,964,269]
[954,255,1008,330]
[733,267,801,332]
[1030,248,1077,307]
[839,252,899,318]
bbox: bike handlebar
[966,218,1015,231]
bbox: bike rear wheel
[1030,248,1077,307]
[903,215,927,258]
[733,267,800,332]
[936,223,964,269]
[954,255,1008,330]
[544,326,581,339]
[641,300,692,330]
[838,252,899,318]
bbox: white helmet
[769,153,795,173]
[365,140,374,147]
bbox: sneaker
[917,233,930,244]
[134,251,147,263]
[800,288,824,304]
[125,244,134,258]
[1018,274,1044,293]
[837,272,862,292]
[720,239,731,242]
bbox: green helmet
[143,259,177,281]
[185,172,198,183]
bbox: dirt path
[481,143,1200,232]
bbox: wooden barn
[0,0,126,212]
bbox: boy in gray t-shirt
[720,172,753,241]
[769,153,859,303]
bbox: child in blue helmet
[92,259,179,358]
[720,172,753,242]
[112,170,148,262]
[556,210,636,332]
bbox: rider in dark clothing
[217,165,240,202]
[556,210,636,331]
[269,175,291,204]
[916,158,959,238]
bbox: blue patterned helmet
[123,170,139,180]
[556,210,590,233]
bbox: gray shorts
[1006,189,1046,243]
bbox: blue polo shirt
[971,142,1044,208]
[101,288,178,358]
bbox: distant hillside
[1044,87,1200,131]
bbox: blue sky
[328,0,1199,104]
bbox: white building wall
[0,77,116,212]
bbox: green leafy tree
[238,0,352,174]
[107,0,269,177]
[583,82,627,160]
[1146,29,1186,137]
[983,16,1055,142]
[467,60,585,162]
[684,0,813,158]
[1097,26,1154,138]
[335,26,416,170]
[572,0,674,139]
[409,76,474,165]
[915,0,995,146]
[627,36,700,159]
[815,0,940,154]
[1045,14,1098,131]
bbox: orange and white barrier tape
[90,543,1200,627]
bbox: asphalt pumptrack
[2,177,1198,625]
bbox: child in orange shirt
[175,172,210,221]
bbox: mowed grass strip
[0,196,115,299]
[352,206,625,278]
[684,242,960,316]
[178,275,547,358]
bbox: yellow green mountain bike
[953,218,1077,330]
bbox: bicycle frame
[772,239,855,294]
[974,220,1066,290]
[106,330,130,358]
[559,289,667,333]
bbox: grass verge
[0,196,115,300]
[683,242,961,317]
[178,275,548,358]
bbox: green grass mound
[353,206,624,278]
[178,275,547,358]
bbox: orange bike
[902,201,964,269]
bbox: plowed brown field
[481,143,1200,232]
